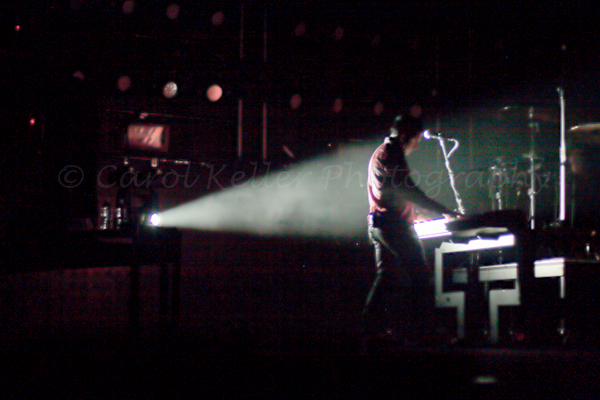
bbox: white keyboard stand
[434,233,566,343]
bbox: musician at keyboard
[361,113,462,348]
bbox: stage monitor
[125,123,170,154]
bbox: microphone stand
[437,138,466,214]
[557,87,567,224]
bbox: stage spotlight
[123,0,135,14]
[409,104,423,118]
[333,98,343,113]
[149,213,162,227]
[373,101,384,115]
[206,84,223,102]
[163,81,178,99]
[73,70,85,81]
[211,11,224,26]
[166,4,180,20]
[71,0,83,11]
[118,75,132,92]
[294,22,306,37]
[290,94,302,109]
[371,35,381,48]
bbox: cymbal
[569,123,600,133]
[521,152,543,160]
[521,153,543,167]
[498,105,559,123]
[569,123,600,146]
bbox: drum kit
[488,154,544,214]
[487,92,600,233]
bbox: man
[362,114,460,347]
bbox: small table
[4,226,182,335]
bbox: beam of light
[159,97,569,240]
[158,142,377,240]
[156,112,471,241]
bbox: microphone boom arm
[438,138,466,215]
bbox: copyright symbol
[58,165,84,188]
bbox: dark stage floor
[2,333,600,399]
[3,229,600,399]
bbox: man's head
[388,114,424,155]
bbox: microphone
[423,130,445,140]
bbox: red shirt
[367,138,450,225]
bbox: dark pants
[362,215,434,338]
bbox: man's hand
[443,212,463,221]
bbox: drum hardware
[489,156,542,213]
[492,93,600,231]
[496,103,562,229]
[520,152,543,169]
[489,163,506,211]
[497,104,560,124]
[526,109,541,229]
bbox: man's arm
[396,175,460,217]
